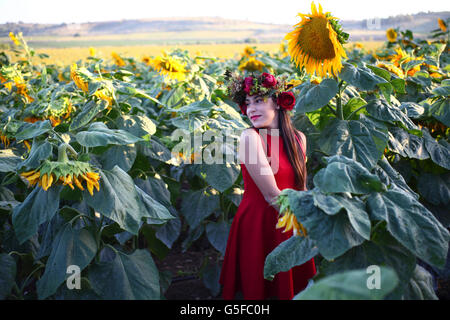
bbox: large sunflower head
[151,54,187,81]
[386,28,398,42]
[284,2,348,78]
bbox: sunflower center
[297,17,336,60]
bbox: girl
[219,71,316,300]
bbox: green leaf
[180,187,220,229]
[318,117,388,170]
[84,166,163,235]
[422,129,450,170]
[88,248,160,299]
[313,155,385,194]
[12,185,62,244]
[0,253,16,299]
[205,220,230,255]
[75,122,142,147]
[320,226,416,299]
[135,186,175,224]
[195,163,240,193]
[390,78,406,94]
[97,144,136,172]
[399,102,424,119]
[417,172,450,206]
[377,82,393,104]
[201,261,221,297]
[403,265,438,300]
[429,99,450,127]
[116,114,157,138]
[365,99,417,130]
[161,85,185,108]
[288,190,365,260]
[15,120,52,141]
[36,223,97,299]
[374,157,419,199]
[0,149,22,172]
[295,78,339,113]
[264,236,318,281]
[16,141,52,171]
[340,63,387,91]
[168,98,215,114]
[367,190,450,269]
[432,84,450,97]
[69,100,108,131]
[367,65,391,81]
[343,97,367,119]
[312,192,371,240]
[388,127,429,160]
[294,267,399,300]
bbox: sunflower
[70,64,89,93]
[376,62,405,78]
[238,57,265,72]
[111,52,126,67]
[242,46,255,58]
[438,18,447,32]
[151,54,187,81]
[284,2,348,78]
[13,77,34,103]
[20,160,100,195]
[89,47,96,57]
[386,28,397,42]
[9,32,20,46]
[276,209,308,236]
[389,48,424,76]
[93,88,113,108]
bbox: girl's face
[245,94,279,129]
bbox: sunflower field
[0,2,449,300]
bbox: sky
[0,0,448,25]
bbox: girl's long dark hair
[253,98,307,190]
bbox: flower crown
[224,69,296,115]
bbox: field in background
[5,41,384,65]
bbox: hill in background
[0,11,448,48]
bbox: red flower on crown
[261,72,277,88]
[277,92,295,111]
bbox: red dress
[219,127,317,300]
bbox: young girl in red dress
[219,71,316,300]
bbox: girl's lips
[251,115,261,120]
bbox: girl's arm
[238,129,282,212]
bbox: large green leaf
[16,140,52,171]
[295,78,338,113]
[12,185,62,244]
[388,127,429,160]
[422,129,450,170]
[15,120,52,141]
[294,267,399,300]
[417,172,450,206]
[0,253,16,299]
[340,63,387,91]
[195,163,240,193]
[320,226,416,299]
[312,191,371,240]
[318,117,388,170]
[374,157,419,199]
[402,264,438,300]
[69,100,108,131]
[36,223,97,299]
[264,236,319,281]
[180,187,220,229]
[367,190,450,269]
[313,155,385,194]
[135,186,175,224]
[88,248,160,299]
[97,144,137,172]
[429,99,450,127]
[365,99,417,130]
[288,190,365,260]
[116,114,157,138]
[84,166,167,235]
[0,149,22,172]
[75,122,142,147]
[205,220,230,255]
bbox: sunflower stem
[336,79,344,120]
